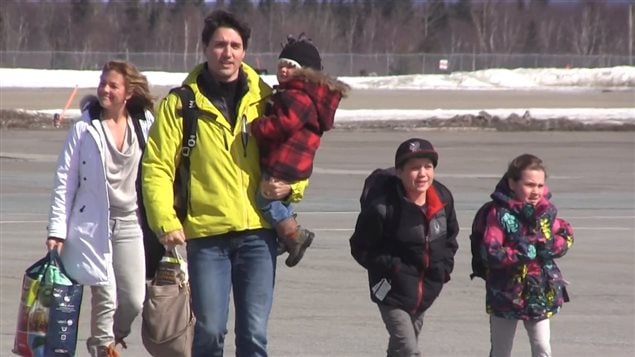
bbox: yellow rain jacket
[142,63,306,239]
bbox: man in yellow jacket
[142,10,305,357]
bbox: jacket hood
[280,69,350,132]
[490,173,552,218]
[182,62,267,99]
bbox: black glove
[531,204,557,240]
[516,240,536,262]
[535,240,552,259]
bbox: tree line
[1,0,631,57]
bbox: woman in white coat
[46,60,154,357]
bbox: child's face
[509,169,546,206]
[397,157,435,197]
[277,61,299,83]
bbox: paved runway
[1,86,633,111]
[1,128,633,356]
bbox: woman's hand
[46,237,64,253]
[260,177,291,200]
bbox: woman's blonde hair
[101,60,154,113]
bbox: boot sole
[285,232,314,267]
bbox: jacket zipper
[241,114,248,157]
[413,236,429,314]
[412,208,432,314]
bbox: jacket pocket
[387,262,420,308]
[488,266,527,310]
[426,263,447,283]
[61,229,110,285]
[545,264,569,304]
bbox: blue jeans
[256,190,294,226]
[186,230,277,357]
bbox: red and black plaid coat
[250,70,350,182]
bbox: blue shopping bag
[13,251,83,357]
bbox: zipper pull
[241,114,248,157]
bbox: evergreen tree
[71,0,92,24]
[452,0,473,24]
[0,12,4,51]
[421,0,449,52]
[229,0,253,15]
[523,19,540,53]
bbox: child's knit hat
[278,33,322,71]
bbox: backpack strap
[361,168,399,242]
[469,200,495,280]
[383,194,398,241]
[129,107,147,150]
[83,95,148,150]
[170,85,198,221]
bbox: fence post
[421,53,425,74]
[629,4,633,65]
[350,53,354,76]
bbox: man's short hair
[201,9,251,50]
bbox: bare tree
[569,1,607,55]
[469,0,498,52]
[496,4,525,53]
[0,0,631,65]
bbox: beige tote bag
[141,249,195,357]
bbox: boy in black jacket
[349,138,459,357]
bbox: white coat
[47,109,154,285]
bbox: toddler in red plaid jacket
[250,34,350,267]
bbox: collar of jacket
[396,181,445,220]
[181,63,272,130]
[81,95,149,123]
[491,174,552,215]
[197,63,248,118]
[280,68,350,96]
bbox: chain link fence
[0,50,631,75]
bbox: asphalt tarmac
[1,86,633,111]
[1,126,634,356]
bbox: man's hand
[46,237,64,254]
[260,177,291,200]
[160,229,186,250]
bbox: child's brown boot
[276,218,315,267]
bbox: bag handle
[31,251,59,282]
[160,248,189,283]
[49,249,81,284]
[162,247,184,263]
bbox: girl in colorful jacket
[482,153,574,357]
[46,60,154,357]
